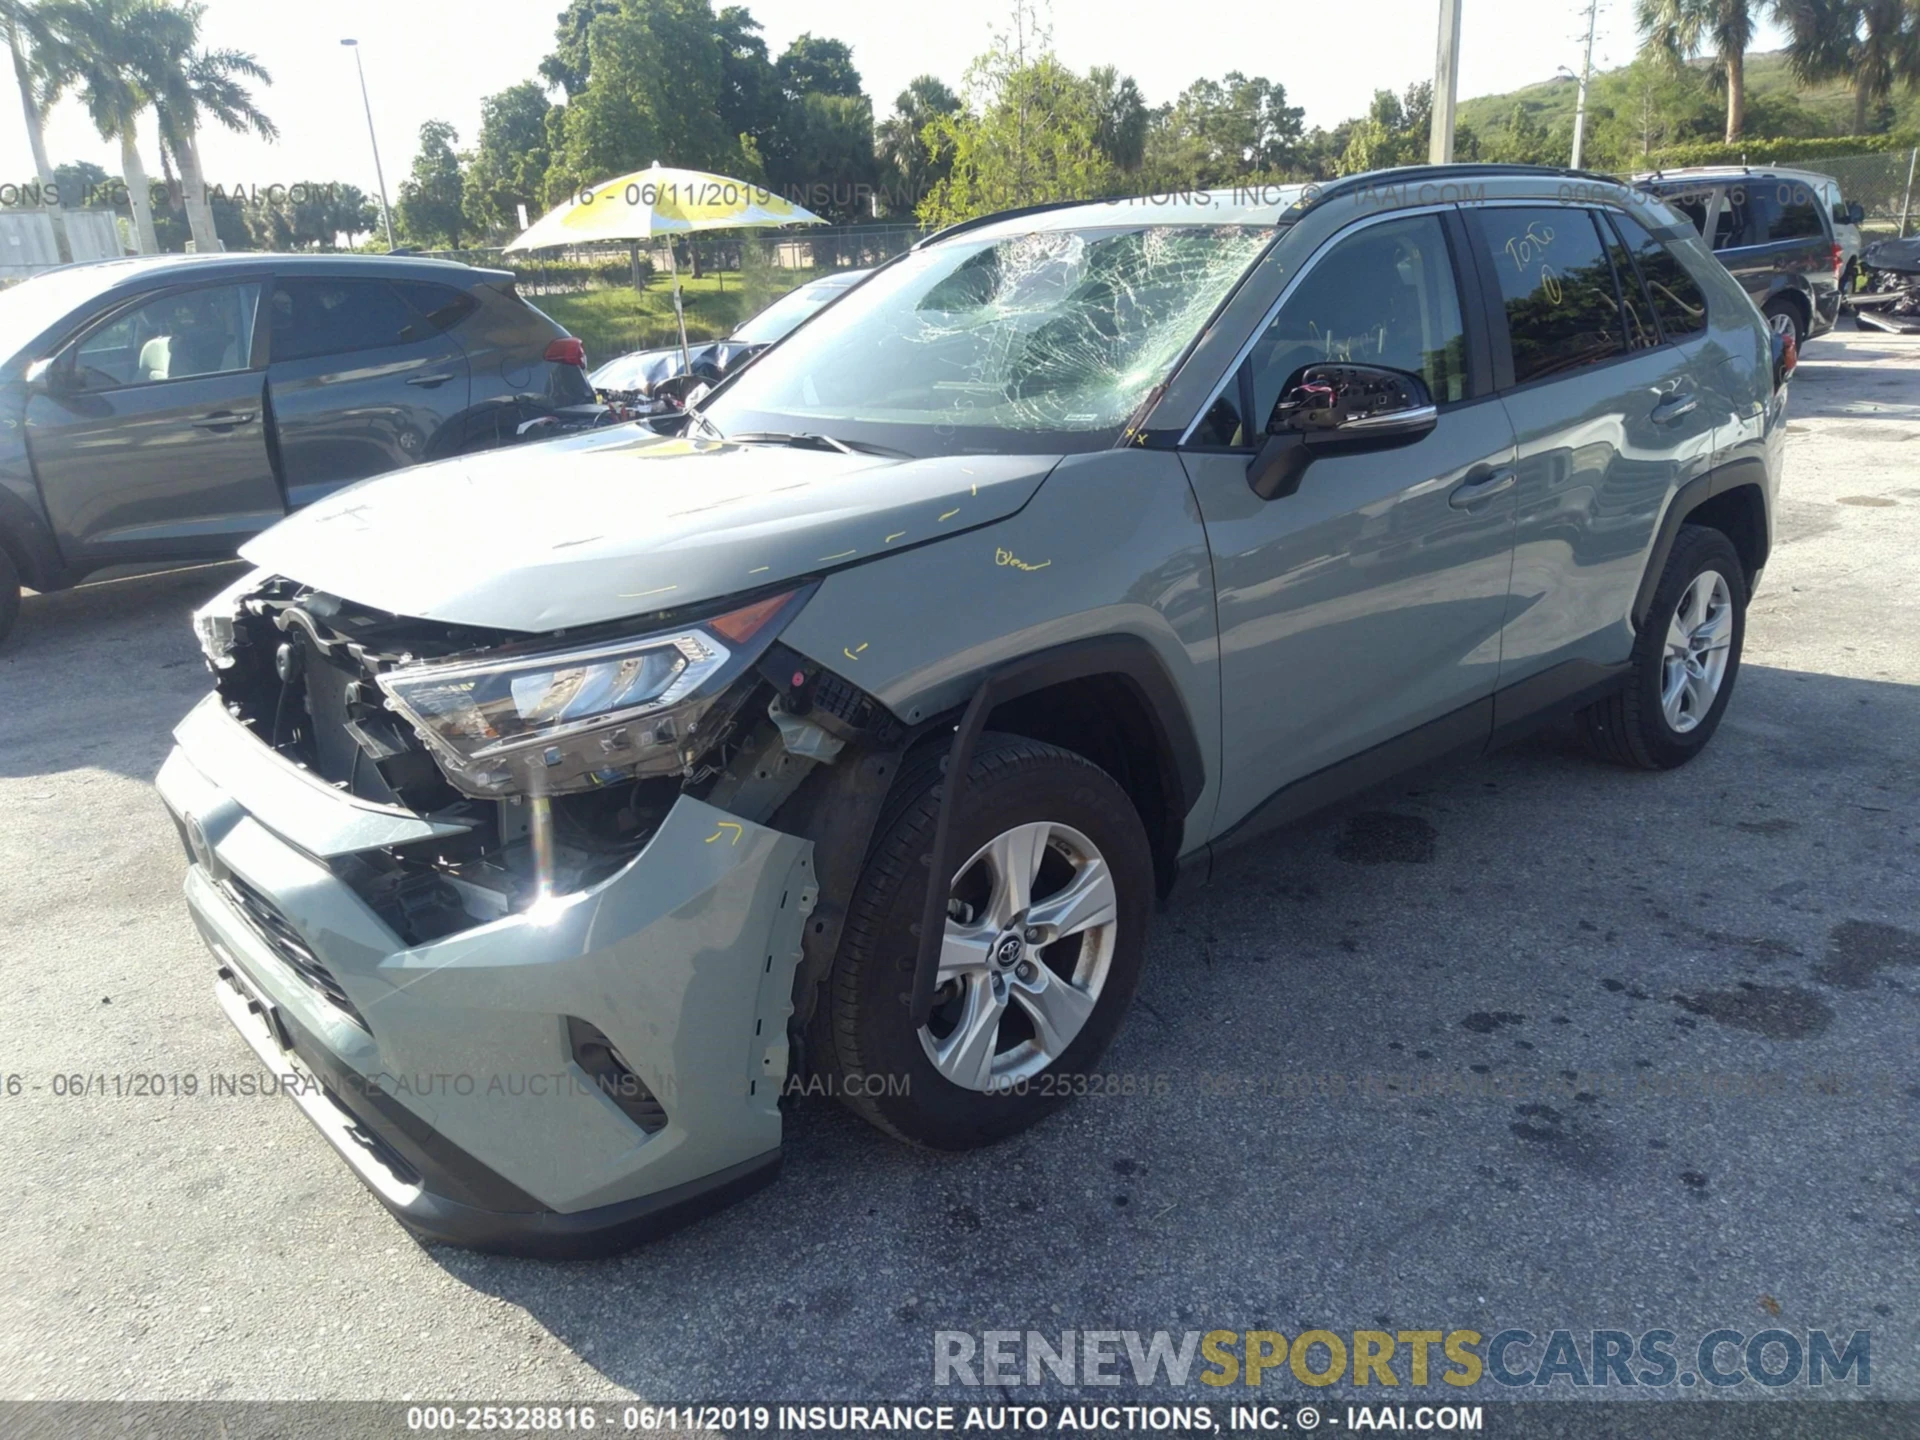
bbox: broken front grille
[221,874,369,1031]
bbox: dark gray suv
[0,253,598,642]
[163,168,1785,1255]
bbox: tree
[463,81,551,239]
[919,2,1113,226]
[3,0,73,258]
[39,0,182,252]
[774,32,860,100]
[876,74,960,215]
[1637,0,1760,142]
[1338,83,1432,173]
[539,0,619,97]
[546,0,744,198]
[396,119,465,249]
[1775,0,1920,134]
[149,9,279,255]
[1143,71,1306,187]
[713,5,778,152]
[767,90,875,220]
[1087,66,1148,172]
[244,180,375,250]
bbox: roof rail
[1300,163,1627,209]
[912,197,1126,249]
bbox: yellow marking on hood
[996,547,1051,572]
[938,508,960,522]
[884,532,906,544]
[819,548,858,562]
[843,642,869,661]
[705,821,744,846]
[618,584,679,599]
[748,565,771,575]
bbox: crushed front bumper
[157,694,816,1257]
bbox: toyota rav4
[162,167,1786,1256]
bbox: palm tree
[876,75,960,216]
[40,0,182,254]
[149,4,276,254]
[2,0,73,259]
[1638,0,1760,142]
[1775,0,1920,134]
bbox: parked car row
[1634,164,1863,347]
[0,253,600,642]
[162,166,1787,1256]
[588,268,869,397]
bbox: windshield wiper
[728,430,911,458]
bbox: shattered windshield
[702,224,1270,456]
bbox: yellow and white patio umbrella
[505,162,825,367]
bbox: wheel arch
[0,484,65,594]
[903,634,1206,1027]
[1632,459,1770,631]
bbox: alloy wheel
[918,820,1118,1091]
[1661,569,1733,734]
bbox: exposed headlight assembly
[377,589,806,797]
[192,567,271,669]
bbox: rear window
[1612,210,1709,342]
[389,280,479,334]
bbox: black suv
[0,253,598,643]
[1636,165,1853,346]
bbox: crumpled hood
[241,426,1058,632]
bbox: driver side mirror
[1246,362,1438,500]
[1845,201,1865,226]
[23,355,70,393]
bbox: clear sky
[1,0,1789,202]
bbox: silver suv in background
[165,167,1785,1255]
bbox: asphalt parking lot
[0,326,1915,1407]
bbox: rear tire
[820,733,1154,1149]
[1763,296,1806,349]
[0,544,20,647]
[1581,524,1746,770]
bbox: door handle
[406,372,455,388]
[1651,391,1699,424]
[1448,468,1515,509]
[193,410,257,431]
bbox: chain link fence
[1806,150,1920,235]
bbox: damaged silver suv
[163,168,1785,1255]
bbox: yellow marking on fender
[843,642,869,661]
[885,531,906,544]
[618,584,678,599]
[705,821,744,846]
[938,508,960,522]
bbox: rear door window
[1598,218,1657,351]
[1470,208,1626,386]
[1730,181,1824,246]
[270,278,417,363]
[389,280,479,335]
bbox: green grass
[537,269,819,366]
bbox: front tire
[1582,524,1746,770]
[821,733,1154,1149]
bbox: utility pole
[1571,0,1598,170]
[1430,0,1463,164]
[341,39,397,251]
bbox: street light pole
[1430,0,1463,165]
[341,39,396,251]
[1571,0,1598,170]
